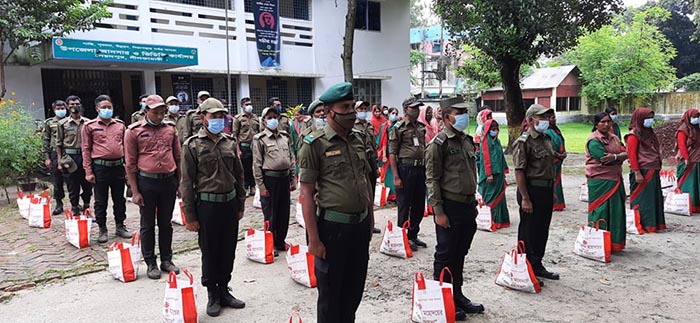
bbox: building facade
[6,0,409,120]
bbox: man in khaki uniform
[268,97,291,134]
[253,107,296,256]
[298,82,374,323]
[181,98,246,317]
[164,96,185,129]
[131,94,148,124]
[426,104,484,321]
[57,96,92,215]
[232,97,260,196]
[298,100,325,150]
[389,97,428,250]
[42,100,68,215]
[513,104,559,280]
[354,100,381,234]
[182,91,209,140]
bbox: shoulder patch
[127,121,143,130]
[254,132,266,140]
[85,118,98,124]
[303,130,324,144]
[431,133,447,145]
[162,120,175,126]
[516,133,529,143]
[394,120,404,129]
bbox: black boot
[454,293,485,314]
[97,226,108,244]
[206,286,221,317]
[220,285,245,309]
[52,201,64,216]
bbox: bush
[674,73,700,91]
[0,99,42,185]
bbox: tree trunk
[0,46,6,101]
[342,0,357,83]
[499,58,525,153]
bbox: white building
[6,0,409,120]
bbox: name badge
[413,136,420,147]
[325,150,341,157]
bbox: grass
[493,121,615,154]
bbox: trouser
[93,164,126,228]
[138,174,178,264]
[316,216,371,323]
[516,184,554,270]
[433,199,477,296]
[197,199,240,288]
[397,165,426,239]
[63,153,92,210]
[49,151,65,201]
[240,144,254,189]
[260,174,291,250]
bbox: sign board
[52,38,198,66]
[253,0,281,68]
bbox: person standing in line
[82,95,130,243]
[42,100,68,215]
[268,97,291,134]
[513,104,560,281]
[675,109,700,214]
[545,111,568,211]
[56,95,92,215]
[477,119,510,230]
[131,94,149,124]
[298,100,325,149]
[625,108,665,232]
[232,97,260,197]
[164,96,185,136]
[181,98,246,316]
[383,107,401,204]
[586,112,628,252]
[253,107,296,256]
[426,103,485,321]
[389,98,428,250]
[418,104,439,216]
[125,95,181,279]
[354,101,381,234]
[298,82,374,323]
[606,107,623,141]
[474,107,492,146]
[182,91,209,140]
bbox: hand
[521,198,533,214]
[57,164,63,171]
[394,176,403,189]
[635,172,644,184]
[289,182,297,191]
[237,210,244,220]
[382,157,388,163]
[131,193,145,206]
[435,214,450,228]
[600,153,615,164]
[309,239,326,259]
[176,189,182,198]
[86,174,96,183]
[185,220,199,232]
[487,175,493,183]
[44,159,52,169]
[260,189,270,197]
[559,152,568,160]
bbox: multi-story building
[7,0,409,120]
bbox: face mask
[245,105,253,113]
[168,105,180,114]
[489,130,498,138]
[98,108,113,119]
[275,104,283,113]
[266,118,279,130]
[70,106,81,114]
[406,109,419,119]
[314,117,326,128]
[140,103,147,111]
[610,114,618,121]
[332,111,357,131]
[357,111,368,120]
[146,116,161,126]
[389,114,398,122]
[643,118,654,128]
[55,109,67,118]
[534,119,550,132]
[383,109,389,115]
[691,117,700,125]
[207,118,225,134]
[452,114,469,132]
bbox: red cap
[146,95,166,110]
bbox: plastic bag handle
[289,311,303,323]
[386,220,393,232]
[17,189,23,199]
[401,220,411,230]
[83,208,93,218]
[438,267,453,286]
[64,209,73,220]
[184,269,194,285]
[517,240,526,254]
[264,220,270,232]
[168,271,178,288]
[131,232,141,246]
[414,272,426,290]
[595,219,607,230]
[512,248,519,265]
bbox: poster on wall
[171,74,192,113]
[253,0,281,68]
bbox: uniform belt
[93,158,124,167]
[139,171,175,179]
[399,158,425,167]
[318,208,368,224]
[64,148,81,155]
[263,170,290,177]
[240,142,251,147]
[442,192,476,204]
[199,190,237,203]
[528,179,554,188]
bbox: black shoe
[454,294,485,314]
[71,207,81,216]
[412,238,428,248]
[147,263,161,280]
[115,224,131,239]
[206,287,221,317]
[534,269,560,280]
[52,202,64,216]
[97,227,108,243]
[372,227,381,234]
[273,250,279,257]
[408,240,418,251]
[455,307,467,321]
[538,279,544,287]
[220,286,246,309]
[160,260,180,274]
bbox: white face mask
[610,114,618,121]
[643,118,654,128]
[691,117,700,125]
[314,117,326,128]
[168,105,180,114]
[534,119,549,132]
[244,105,253,113]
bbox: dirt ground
[1,154,700,322]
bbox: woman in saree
[625,107,666,232]
[383,107,400,203]
[586,112,628,251]
[545,111,568,211]
[418,105,439,215]
[474,108,493,145]
[675,109,700,213]
[606,106,623,140]
[290,108,307,176]
[477,119,510,229]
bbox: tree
[0,0,111,100]
[410,0,428,28]
[342,0,357,83]
[568,7,677,108]
[646,0,700,78]
[435,0,622,149]
[674,73,700,91]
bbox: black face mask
[332,110,357,132]
[69,105,81,114]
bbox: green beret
[308,100,323,114]
[319,82,354,105]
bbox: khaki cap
[197,91,211,99]
[165,96,179,104]
[525,104,553,119]
[199,98,228,114]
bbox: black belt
[318,208,368,224]
[263,169,290,177]
[199,190,237,202]
[93,158,124,167]
[139,171,175,179]
[64,148,81,155]
[240,142,251,148]
[399,158,425,167]
[528,179,554,188]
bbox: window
[355,0,381,31]
[244,0,311,20]
[482,100,505,112]
[569,97,581,111]
[354,79,382,106]
[161,0,229,10]
[556,97,567,112]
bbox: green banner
[52,37,198,66]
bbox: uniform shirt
[81,118,126,176]
[131,110,145,124]
[298,125,372,214]
[279,114,291,135]
[512,127,555,180]
[353,120,378,172]
[183,109,204,140]
[232,113,260,143]
[252,129,295,191]
[57,116,89,150]
[42,116,63,159]
[180,130,246,222]
[388,120,426,160]
[425,126,477,215]
[124,120,181,176]
[164,113,185,141]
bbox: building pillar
[551,87,558,111]
[237,74,251,115]
[143,70,156,95]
